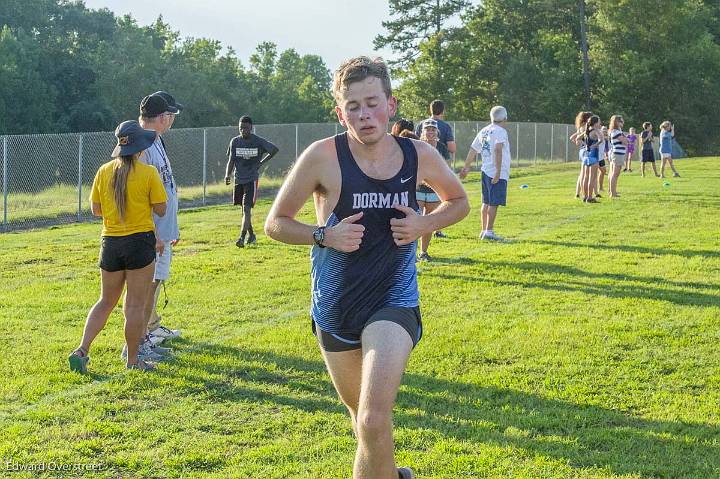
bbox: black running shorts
[233,180,258,208]
[99,231,156,272]
[312,306,422,352]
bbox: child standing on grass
[659,121,680,178]
[640,122,660,178]
[581,115,602,203]
[625,127,637,172]
[608,115,628,198]
[597,126,609,195]
[570,111,593,199]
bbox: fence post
[452,121,457,170]
[475,122,479,170]
[77,134,83,221]
[202,129,207,206]
[515,123,520,167]
[534,123,538,165]
[550,124,554,161]
[565,124,570,162]
[2,136,6,230]
[295,124,299,160]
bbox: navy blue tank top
[585,132,599,160]
[311,133,420,335]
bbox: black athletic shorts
[642,149,655,163]
[233,180,258,208]
[312,306,422,352]
[99,231,156,272]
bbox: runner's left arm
[259,139,279,165]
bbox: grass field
[1,158,718,478]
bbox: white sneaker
[150,325,181,340]
[147,332,165,346]
[121,341,164,362]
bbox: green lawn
[1,158,718,478]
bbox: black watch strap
[313,226,326,248]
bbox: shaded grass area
[0,158,718,478]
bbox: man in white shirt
[138,92,183,351]
[460,106,511,241]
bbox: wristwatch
[312,226,326,248]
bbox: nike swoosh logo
[400,177,413,184]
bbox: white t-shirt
[141,137,179,241]
[471,123,511,180]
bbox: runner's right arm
[224,139,235,185]
[264,140,365,253]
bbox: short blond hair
[660,120,671,129]
[332,56,392,101]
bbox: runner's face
[335,77,396,145]
[239,123,252,138]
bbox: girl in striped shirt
[609,115,628,198]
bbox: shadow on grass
[524,239,720,260]
[168,343,719,478]
[433,270,719,307]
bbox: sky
[81,0,479,71]
[83,0,397,71]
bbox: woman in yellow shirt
[69,121,167,373]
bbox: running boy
[265,56,469,479]
[225,116,279,247]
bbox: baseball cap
[112,120,157,157]
[140,94,173,117]
[152,91,183,114]
[422,118,438,129]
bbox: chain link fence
[2,121,582,232]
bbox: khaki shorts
[611,152,626,167]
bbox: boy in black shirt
[225,116,279,247]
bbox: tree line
[3,1,719,155]
[379,0,720,156]
[0,0,335,136]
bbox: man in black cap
[136,92,184,356]
[225,116,279,247]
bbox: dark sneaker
[433,231,448,239]
[236,236,245,248]
[247,233,257,245]
[417,252,431,262]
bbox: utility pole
[579,0,592,110]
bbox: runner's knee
[356,407,392,442]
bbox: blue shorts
[416,191,440,203]
[583,153,599,166]
[481,172,507,207]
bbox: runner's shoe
[247,233,257,245]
